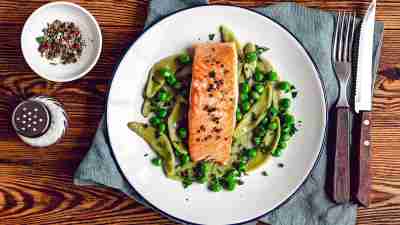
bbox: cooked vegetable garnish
[128,26,300,191]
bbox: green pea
[250,91,261,101]
[254,70,264,82]
[151,157,162,166]
[182,178,193,188]
[157,91,168,102]
[178,53,191,64]
[281,133,291,142]
[178,127,188,139]
[256,126,267,136]
[283,114,295,125]
[150,116,161,127]
[279,98,291,109]
[268,122,278,130]
[278,142,288,149]
[225,179,237,191]
[239,154,248,162]
[201,162,211,174]
[236,110,243,121]
[180,154,190,165]
[278,81,291,92]
[157,108,168,118]
[241,83,250,93]
[261,117,269,126]
[158,123,167,133]
[227,169,240,177]
[241,101,251,112]
[158,67,173,78]
[209,181,223,192]
[240,93,249,102]
[245,52,257,63]
[282,126,291,134]
[254,84,264,94]
[269,107,279,117]
[166,75,177,86]
[266,71,278,81]
[272,149,283,157]
[247,148,257,159]
[253,136,262,145]
[237,161,247,172]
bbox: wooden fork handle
[355,111,372,207]
[333,106,350,203]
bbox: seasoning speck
[278,163,284,168]
[208,33,216,41]
[262,171,269,176]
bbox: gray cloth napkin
[74,1,384,225]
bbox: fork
[332,12,356,203]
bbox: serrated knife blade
[355,0,376,113]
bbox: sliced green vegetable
[242,43,257,79]
[220,25,242,56]
[141,99,152,117]
[167,96,188,155]
[246,150,272,172]
[128,122,176,177]
[234,84,273,138]
[266,117,282,157]
[145,55,180,98]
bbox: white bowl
[21,2,102,82]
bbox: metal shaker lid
[12,100,51,138]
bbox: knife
[354,0,376,207]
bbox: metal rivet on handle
[364,140,370,146]
[363,120,370,126]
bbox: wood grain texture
[0,0,399,224]
[333,107,351,203]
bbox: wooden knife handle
[333,106,350,203]
[355,111,372,207]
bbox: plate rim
[106,4,328,225]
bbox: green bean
[127,122,176,177]
[167,96,188,155]
[234,84,272,138]
[220,25,242,56]
[145,55,180,98]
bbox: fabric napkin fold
[74,1,384,225]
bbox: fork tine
[343,12,351,61]
[338,12,345,62]
[349,13,356,62]
[333,12,340,61]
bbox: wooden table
[0,0,399,224]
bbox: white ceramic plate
[21,2,102,82]
[107,5,326,225]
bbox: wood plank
[0,0,399,224]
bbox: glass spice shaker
[11,96,69,147]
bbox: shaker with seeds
[12,96,68,147]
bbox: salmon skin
[188,43,238,164]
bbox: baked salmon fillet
[188,43,238,164]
